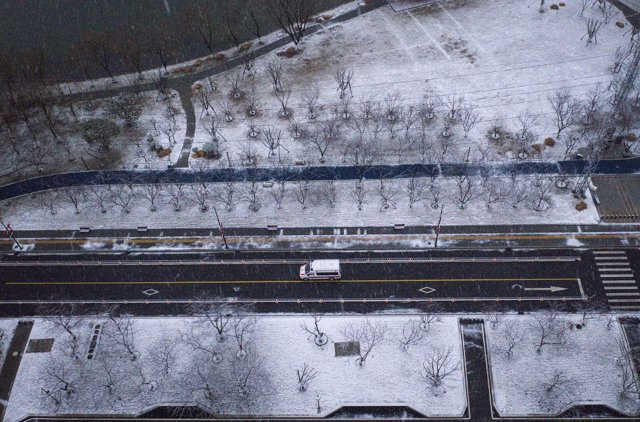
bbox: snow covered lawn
[486,314,639,416]
[4,314,466,421]
[0,319,18,371]
[1,176,598,232]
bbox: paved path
[0,321,33,421]
[0,156,638,201]
[174,86,196,168]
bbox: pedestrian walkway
[0,321,33,421]
[594,250,640,311]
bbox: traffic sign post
[1,219,22,250]
[213,207,228,249]
[434,206,444,249]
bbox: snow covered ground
[4,314,466,421]
[189,0,633,167]
[1,176,598,231]
[4,313,639,420]
[0,319,18,371]
[486,314,640,416]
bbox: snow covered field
[4,314,466,421]
[1,176,598,231]
[188,0,632,167]
[486,314,640,416]
[0,319,17,371]
[4,312,640,420]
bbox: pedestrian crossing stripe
[606,293,640,297]
[604,286,638,290]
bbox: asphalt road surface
[0,248,620,316]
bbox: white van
[299,259,341,280]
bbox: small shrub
[616,21,625,28]
[544,137,556,147]
[626,133,637,142]
[559,2,566,6]
[239,41,253,52]
[532,143,545,154]
[214,53,225,61]
[277,46,298,58]
[550,4,559,10]
[157,148,172,158]
[576,201,587,211]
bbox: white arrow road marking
[524,286,568,292]
[418,286,436,294]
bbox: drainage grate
[86,323,103,360]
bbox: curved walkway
[0,157,638,201]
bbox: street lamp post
[434,206,444,248]
[213,207,228,249]
[0,219,22,250]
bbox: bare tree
[301,314,329,346]
[105,308,139,361]
[407,177,429,208]
[422,346,461,389]
[378,179,397,211]
[213,182,236,212]
[508,175,529,208]
[39,303,84,359]
[539,370,574,411]
[40,355,85,410]
[296,363,318,392]
[264,0,312,46]
[352,179,368,210]
[418,302,443,331]
[583,18,604,45]
[269,180,287,209]
[308,118,339,163]
[147,331,178,383]
[166,183,185,211]
[87,185,110,213]
[293,181,310,209]
[334,67,354,99]
[188,182,210,212]
[549,88,579,138]
[261,126,283,157]
[532,178,552,211]
[302,87,319,119]
[398,319,426,351]
[140,184,163,211]
[265,59,283,93]
[501,321,525,358]
[108,184,134,213]
[275,86,292,118]
[340,319,388,366]
[533,313,570,353]
[238,141,259,167]
[233,316,255,359]
[455,175,481,209]
[61,186,85,214]
[459,104,480,136]
[446,94,464,121]
[241,180,262,212]
[81,118,120,151]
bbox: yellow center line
[5,277,578,286]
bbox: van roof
[311,259,340,271]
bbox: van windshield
[304,264,310,273]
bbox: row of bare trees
[29,173,563,218]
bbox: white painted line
[595,262,630,266]
[594,256,628,260]
[406,9,451,60]
[600,274,635,278]
[608,299,640,303]
[593,250,627,255]
[598,268,634,272]
[437,3,488,56]
[606,292,640,297]
[604,286,638,290]
[602,280,636,284]
[611,306,640,310]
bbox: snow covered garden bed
[1,175,598,232]
[0,319,18,370]
[3,313,466,421]
[485,314,640,417]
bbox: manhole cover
[142,288,159,296]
